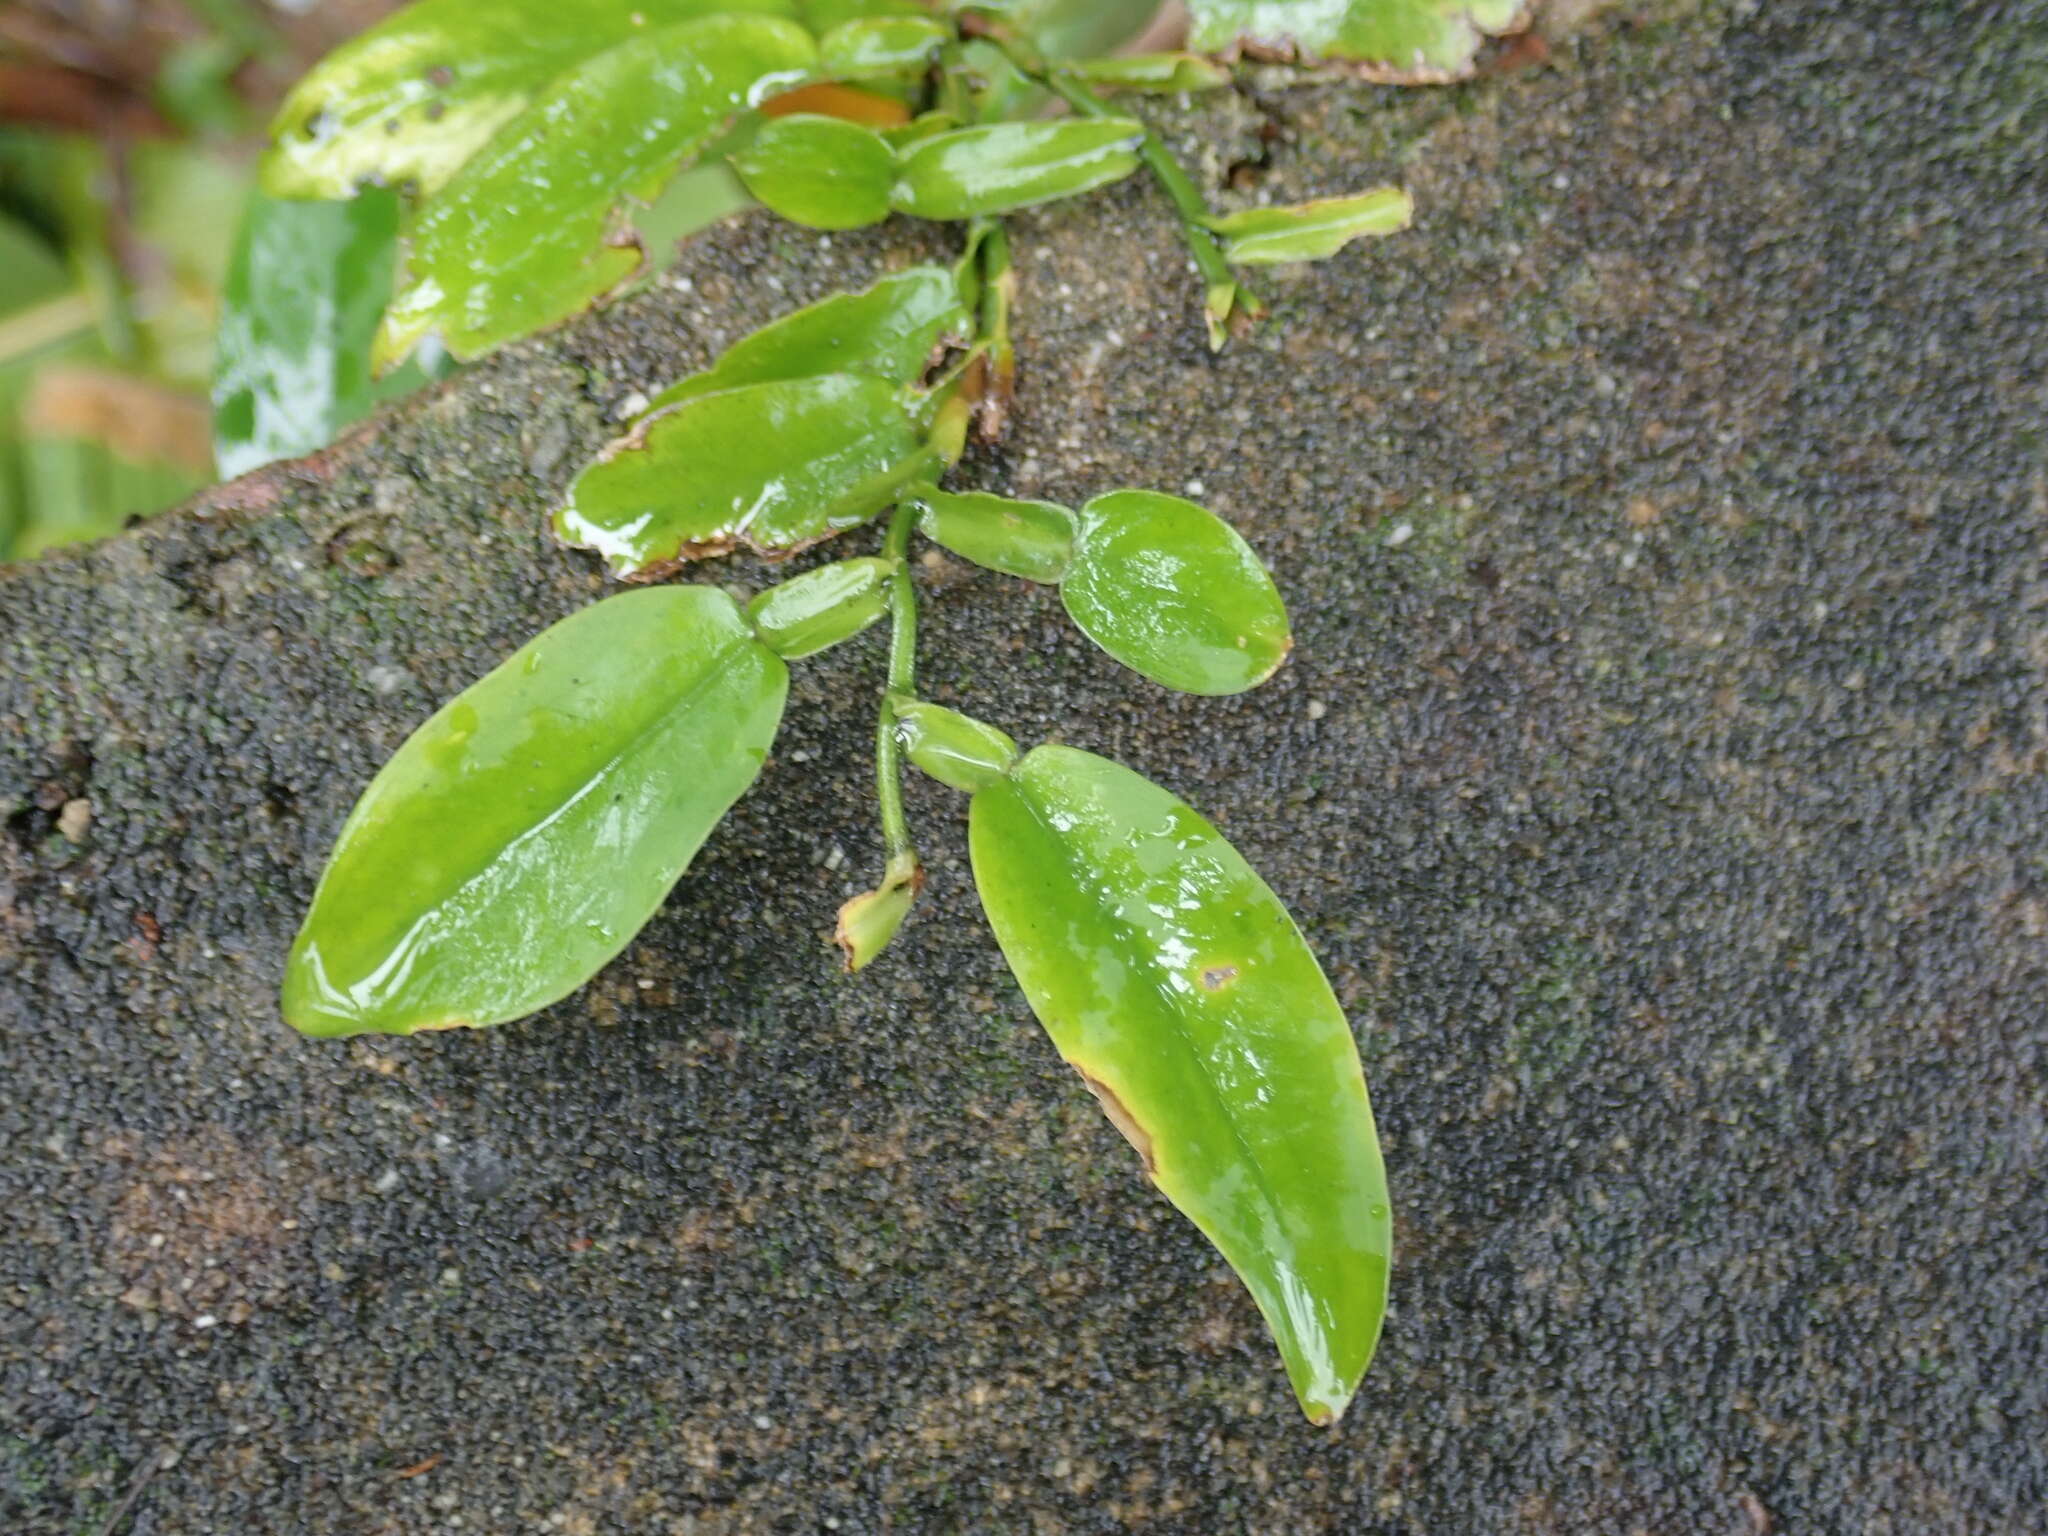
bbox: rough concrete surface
[3,1,2045,1531]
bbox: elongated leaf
[1062,491,1290,695]
[1186,0,1525,81]
[971,746,1391,1424]
[729,114,897,230]
[817,16,951,77]
[1065,53,1236,93]
[746,556,893,658]
[892,120,1144,220]
[212,187,398,479]
[557,374,929,574]
[263,0,801,199]
[377,16,817,367]
[283,587,788,1037]
[1203,187,1412,264]
[649,266,967,411]
[953,0,1162,61]
[914,487,1075,583]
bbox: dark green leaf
[212,187,399,479]
[729,114,897,230]
[264,0,803,199]
[970,745,1391,1424]
[557,374,931,574]
[892,120,1144,220]
[1185,0,1524,81]
[1203,187,1412,264]
[283,587,788,1037]
[376,16,817,367]
[1061,490,1291,695]
[649,265,967,410]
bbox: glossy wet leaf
[376,16,817,367]
[817,16,951,78]
[970,746,1391,1423]
[212,187,398,479]
[914,486,1075,583]
[895,701,1018,793]
[264,0,801,199]
[557,374,929,574]
[649,266,967,411]
[729,114,897,230]
[1186,0,1525,80]
[956,0,1163,60]
[892,120,1145,220]
[746,556,893,658]
[801,0,927,26]
[283,587,788,1038]
[1204,187,1412,265]
[1061,491,1290,695]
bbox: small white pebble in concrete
[373,1168,402,1195]
[441,1268,462,1286]
[1184,478,1205,496]
[194,1314,219,1330]
[57,799,91,843]
[1308,700,1328,721]
[1387,522,1416,548]
[753,1415,773,1430]
[614,390,650,420]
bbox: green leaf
[801,0,927,26]
[914,486,1075,583]
[954,0,1162,61]
[1185,0,1525,81]
[1061,490,1290,695]
[729,114,897,230]
[816,16,952,78]
[212,187,399,479]
[1203,187,1412,265]
[283,587,788,1037]
[970,745,1391,1424]
[746,556,893,658]
[648,265,968,411]
[263,0,802,199]
[375,15,817,367]
[1064,53,1237,93]
[895,701,1018,793]
[892,120,1144,220]
[557,374,931,574]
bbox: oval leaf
[377,16,817,367]
[648,265,967,412]
[557,374,930,574]
[970,746,1391,1424]
[915,486,1075,583]
[729,114,897,230]
[746,556,893,658]
[953,0,1162,60]
[892,120,1144,220]
[1186,0,1525,82]
[1203,187,1413,265]
[817,16,952,78]
[283,587,788,1038]
[895,701,1018,793]
[1061,490,1290,695]
[263,0,802,199]
[213,186,398,479]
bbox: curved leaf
[892,120,1144,220]
[729,114,897,230]
[263,0,801,199]
[1186,0,1525,81]
[283,587,788,1038]
[970,746,1391,1424]
[746,556,893,658]
[376,16,817,367]
[952,0,1162,61]
[1203,187,1413,265]
[1061,490,1290,695]
[557,374,930,574]
[648,265,967,411]
[914,486,1075,583]
[817,16,952,78]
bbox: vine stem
[874,497,921,863]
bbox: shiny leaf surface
[283,587,788,1037]
[892,120,1144,220]
[557,374,929,574]
[1061,491,1290,695]
[970,746,1391,1423]
[1203,187,1412,264]
[263,0,800,199]
[729,114,897,230]
[746,556,893,657]
[1064,52,1236,93]
[955,0,1163,60]
[817,16,952,77]
[212,187,398,479]
[1186,0,1525,81]
[914,486,1075,583]
[895,701,1018,793]
[376,16,817,367]
[648,266,967,411]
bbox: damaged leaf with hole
[969,745,1391,1424]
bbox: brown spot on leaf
[1074,1068,1155,1176]
[1201,964,1240,992]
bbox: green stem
[976,218,1015,439]
[874,498,921,862]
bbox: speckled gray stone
[4,1,2045,1531]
